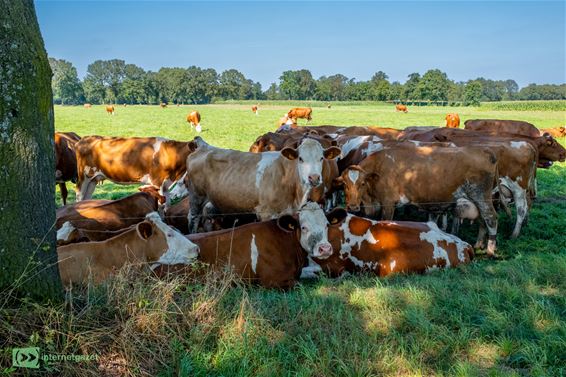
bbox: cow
[160,102,168,108]
[288,107,312,122]
[395,104,408,113]
[445,113,460,128]
[185,137,341,233]
[56,223,134,246]
[249,131,337,153]
[83,103,92,108]
[56,187,165,245]
[105,105,115,115]
[313,213,473,278]
[400,127,566,168]
[464,119,540,138]
[74,136,193,201]
[252,105,259,115]
[55,131,81,205]
[540,127,565,138]
[187,111,202,132]
[182,202,342,289]
[57,212,199,288]
[277,114,297,131]
[335,144,500,255]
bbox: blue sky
[35,1,565,88]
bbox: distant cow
[57,212,199,287]
[464,119,540,138]
[187,111,202,133]
[105,105,115,115]
[288,107,312,122]
[185,137,340,233]
[314,214,473,278]
[277,114,297,131]
[74,136,193,201]
[540,126,565,138]
[445,113,460,128]
[160,102,168,108]
[55,131,81,205]
[83,103,92,109]
[395,104,408,113]
[252,105,259,115]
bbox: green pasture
[37,103,566,375]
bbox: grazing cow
[55,131,81,205]
[185,137,341,233]
[464,119,540,138]
[187,111,201,132]
[57,212,199,287]
[540,127,565,138]
[277,114,297,131]
[123,104,127,107]
[105,105,115,115]
[288,107,312,122]
[83,103,92,108]
[160,102,168,108]
[56,187,165,245]
[314,213,473,277]
[252,105,259,115]
[335,144,500,255]
[395,104,408,113]
[184,202,341,289]
[327,104,332,109]
[74,136,193,201]
[445,113,460,128]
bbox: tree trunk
[0,0,62,301]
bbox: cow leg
[187,195,205,234]
[451,217,461,235]
[59,182,68,205]
[441,214,448,231]
[300,257,322,279]
[381,203,395,220]
[75,175,92,201]
[510,186,528,239]
[475,222,486,250]
[475,200,498,256]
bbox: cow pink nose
[308,174,321,186]
[318,243,332,257]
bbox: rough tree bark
[0,0,62,301]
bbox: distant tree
[518,83,566,100]
[155,67,186,103]
[82,77,105,104]
[416,69,451,101]
[120,64,147,104]
[265,83,280,100]
[464,80,483,106]
[186,66,218,103]
[315,74,349,101]
[503,79,519,100]
[0,0,62,301]
[49,57,83,105]
[388,81,404,101]
[85,59,127,103]
[250,81,264,100]
[447,81,465,103]
[279,69,316,100]
[344,81,372,100]
[403,73,421,100]
[369,71,391,101]
[219,69,251,100]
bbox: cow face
[538,134,566,167]
[334,166,377,212]
[143,212,199,266]
[280,138,341,187]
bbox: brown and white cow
[187,111,201,132]
[185,137,341,233]
[314,213,473,277]
[335,144,500,254]
[252,105,259,115]
[445,113,460,128]
[540,127,565,138]
[464,119,540,138]
[55,131,81,205]
[74,136,192,201]
[56,224,134,246]
[160,102,168,108]
[184,202,340,289]
[83,103,92,108]
[57,212,199,287]
[395,104,408,113]
[288,107,312,122]
[105,105,115,115]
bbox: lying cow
[314,213,473,277]
[185,137,340,233]
[57,212,199,287]
[55,131,81,205]
[75,136,192,201]
[335,143,500,255]
[540,126,565,138]
[56,223,133,246]
[395,104,408,113]
[464,119,540,138]
[184,202,339,289]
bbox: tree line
[50,58,566,106]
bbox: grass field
[3,102,564,375]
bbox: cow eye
[319,157,323,161]
[301,226,307,231]
[299,157,304,163]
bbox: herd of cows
[54,106,566,289]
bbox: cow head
[537,134,566,167]
[280,138,341,187]
[277,202,346,259]
[142,212,199,266]
[334,165,378,212]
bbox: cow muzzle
[347,204,360,212]
[308,174,321,186]
[313,243,333,259]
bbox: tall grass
[480,100,566,112]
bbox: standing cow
[105,105,115,115]
[55,131,81,205]
[288,107,312,122]
[445,113,460,128]
[395,104,408,113]
[187,111,202,133]
[184,137,341,233]
[252,105,259,115]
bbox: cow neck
[281,157,311,209]
[89,228,156,264]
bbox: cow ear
[188,141,198,152]
[333,176,344,188]
[281,147,299,160]
[366,173,380,184]
[323,146,341,160]
[542,132,551,138]
[277,215,299,232]
[136,221,153,240]
[434,134,448,142]
[326,208,348,225]
[560,126,565,132]
[331,140,338,147]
